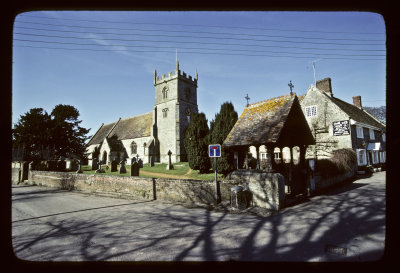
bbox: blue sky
[12,11,386,139]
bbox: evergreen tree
[49,104,90,159]
[209,102,238,175]
[12,104,90,161]
[184,112,211,173]
[12,108,52,161]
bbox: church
[86,61,199,165]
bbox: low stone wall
[226,170,286,210]
[27,171,241,205]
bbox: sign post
[208,144,221,204]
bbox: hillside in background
[364,106,386,124]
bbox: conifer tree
[184,112,211,173]
[209,102,238,175]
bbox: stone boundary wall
[27,171,241,206]
[226,170,286,210]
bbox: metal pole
[214,157,218,204]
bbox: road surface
[12,171,385,261]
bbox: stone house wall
[300,86,353,159]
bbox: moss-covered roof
[223,93,311,147]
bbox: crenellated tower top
[154,62,198,86]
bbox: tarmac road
[11,171,386,262]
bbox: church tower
[153,60,199,163]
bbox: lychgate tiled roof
[87,112,152,146]
[223,94,296,147]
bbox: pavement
[11,171,386,262]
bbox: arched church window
[162,86,169,99]
[131,141,137,155]
[185,108,191,123]
[162,108,169,118]
[185,87,191,100]
[102,151,107,164]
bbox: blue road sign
[208,144,221,157]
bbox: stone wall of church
[120,136,152,164]
[300,87,353,159]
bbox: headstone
[149,156,154,167]
[131,161,140,176]
[76,161,83,173]
[92,158,99,170]
[111,160,118,172]
[166,150,174,170]
[119,160,126,174]
[28,161,34,171]
[138,158,143,168]
[65,159,72,170]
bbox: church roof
[87,121,117,146]
[223,93,313,147]
[108,112,152,140]
[87,112,152,146]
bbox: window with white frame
[274,152,281,159]
[356,126,364,138]
[372,151,379,164]
[357,149,367,166]
[369,129,375,140]
[305,105,317,117]
[380,151,386,163]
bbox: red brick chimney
[316,77,333,97]
[353,96,362,109]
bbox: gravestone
[166,150,174,170]
[76,161,83,173]
[111,160,118,172]
[119,160,126,174]
[92,158,99,170]
[138,158,143,168]
[131,161,140,176]
[149,156,154,167]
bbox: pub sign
[332,120,350,136]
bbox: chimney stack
[316,77,333,97]
[353,96,362,109]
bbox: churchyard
[73,162,224,181]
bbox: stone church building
[86,61,199,165]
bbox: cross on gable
[245,93,250,107]
[288,80,294,96]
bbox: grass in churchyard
[75,162,224,181]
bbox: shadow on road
[12,173,385,262]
